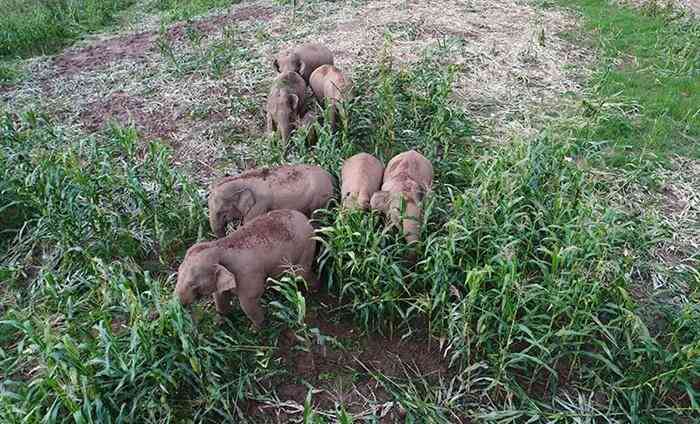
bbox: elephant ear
[233,188,255,217]
[272,57,280,73]
[288,94,300,113]
[215,264,237,293]
[370,191,390,212]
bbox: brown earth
[246,295,459,422]
[51,5,275,76]
[78,90,178,140]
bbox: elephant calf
[266,71,307,144]
[208,164,334,238]
[176,210,319,329]
[341,153,384,210]
[370,150,433,260]
[309,64,351,129]
[273,43,334,83]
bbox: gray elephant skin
[341,153,384,210]
[273,43,334,83]
[208,164,334,238]
[176,209,319,328]
[266,71,307,144]
[309,64,351,129]
[370,150,433,260]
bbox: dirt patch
[257,295,452,420]
[52,5,276,76]
[167,5,276,42]
[78,90,178,140]
[53,31,158,75]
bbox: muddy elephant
[309,64,351,129]
[273,43,334,83]
[266,71,307,144]
[208,164,334,238]
[176,210,319,328]
[341,153,384,210]
[370,150,433,260]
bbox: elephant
[208,164,334,238]
[341,153,384,210]
[309,64,351,130]
[272,43,334,83]
[370,150,433,261]
[266,71,307,144]
[176,209,319,329]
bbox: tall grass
[0,0,134,58]
[287,50,697,420]
[0,113,277,421]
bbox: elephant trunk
[402,217,420,264]
[278,117,292,145]
[209,210,226,238]
[356,191,371,210]
[401,201,422,243]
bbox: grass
[149,0,241,23]
[1,0,699,422]
[0,0,245,58]
[554,0,700,166]
[0,0,135,58]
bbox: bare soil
[247,295,456,422]
[78,90,178,140]
[52,5,276,76]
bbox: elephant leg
[297,244,321,292]
[266,111,275,134]
[239,295,265,329]
[214,291,233,315]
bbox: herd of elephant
[175,44,434,329]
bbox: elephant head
[208,184,255,238]
[370,190,422,244]
[269,91,301,143]
[175,250,237,306]
[273,50,307,80]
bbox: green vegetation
[0,0,244,58]
[557,0,700,166]
[0,62,22,85]
[150,0,240,23]
[0,0,134,57]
